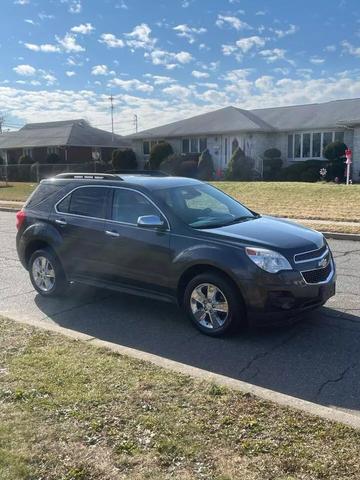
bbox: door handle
[55,218,67,225]
[105,230,120,238]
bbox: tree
[197,149,214,181]
[323,141,347,161]
[263,148,282,180]
[225,147,254,180]
[149,141,173,170]
[112,148,138,171]
[323,141,347,181]
[159,154,183,175]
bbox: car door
[102,187,172,295]
[50,185,111,278]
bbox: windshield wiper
[193,214,260,229]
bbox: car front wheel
[183,273,245,336]
[29,248,68,297]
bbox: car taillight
[16,209,26,230]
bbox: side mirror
[137,215,165,229]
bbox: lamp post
[345,148,352,185]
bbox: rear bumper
[241,265,336,327]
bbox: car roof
[45,174,203,191]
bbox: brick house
[128,97,360,179]
[0,119,130,166]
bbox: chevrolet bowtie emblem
[319,257,329,268]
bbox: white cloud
[109,78,153,93]
[191,70,209,79]
[14,0,29,4]
[310,56,325,64]
[13,64,36,76]
[147,49,193,69]
[236,36,266,53]
[91,65,110,75]
[273,24,298,38]
[66,71,76,77]
[255,10,266,15]
[215,14,251,31]
[163,85,191,97]
[143,74,175,85]
[68,0,81,14]
[42,73,56,85]
[259,48,287,63]
[56,33,85,52]
[124,23,156,50]
[173,24,206,44]
[325,45,336,52]
[38,12,54,20]
[24,19,36,25]
[341,40,360,57]
[255,75,274,90]
[71,23,94,35]
[24,42,60,52]
[99,33,125,48]
[115,0,128,8]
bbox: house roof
[128,97,360,139]
[0,119,130,149]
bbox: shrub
[149,142,173,170]
[159,154,183,175]
[197,149,214,181]
[263,148,282,180]
[18,154,34,165]
[278,160,328,182]
[177,160,198,178]
[46,153,61,164]
[225,147,255,180]
[323,141,347,162]
[112,148,138,171]
[263,148,281,159]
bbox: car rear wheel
[29,248,68,297]
[183,273,245,336]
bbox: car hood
[202,215,324,254]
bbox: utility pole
[109,95,114,142]
[134,114,138,133]
[0,114,4,134]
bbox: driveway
[1,210,360,417]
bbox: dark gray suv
[16,173,336,336]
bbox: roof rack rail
[108,169,169,177]
[55,173,123,180]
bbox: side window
[112,189,160,224]
[64,187,108,218]
[57,194,71,213]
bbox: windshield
[155,183,257,228]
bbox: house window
[23,148,32,157]
[143,141,150,155]
[335,131,345,143]
[294,134,301,158]
[312,133,321,157]
[302,133,311,158]
[199,137,207,152]
[190,138,198,153]
[231,138,239,154]
[182,138,190,153]
[47,146,59,155]
[322,132,333,153]
[287,135,294,159]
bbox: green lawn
[2,316,360,480]
[1,180,360,226]
[0,182,37,202]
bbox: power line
[109,95,114,142]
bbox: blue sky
[1,0,360,134]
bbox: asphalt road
[1,210,360,417]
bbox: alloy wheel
[190,283,229,330]
[32,256,56,292]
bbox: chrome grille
[301,261,333,284]
[294,245,328,263]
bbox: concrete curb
[9,315,360,431]
[1,207,360,241]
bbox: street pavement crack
[316,363,357,399]
[238,327,300,380]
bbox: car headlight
[245,247,292,274]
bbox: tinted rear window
[62,187,108,218]
[25,183,63,208]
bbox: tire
[29,248,68,297]
[183,272,245,336]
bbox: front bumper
[240,260,336,327]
